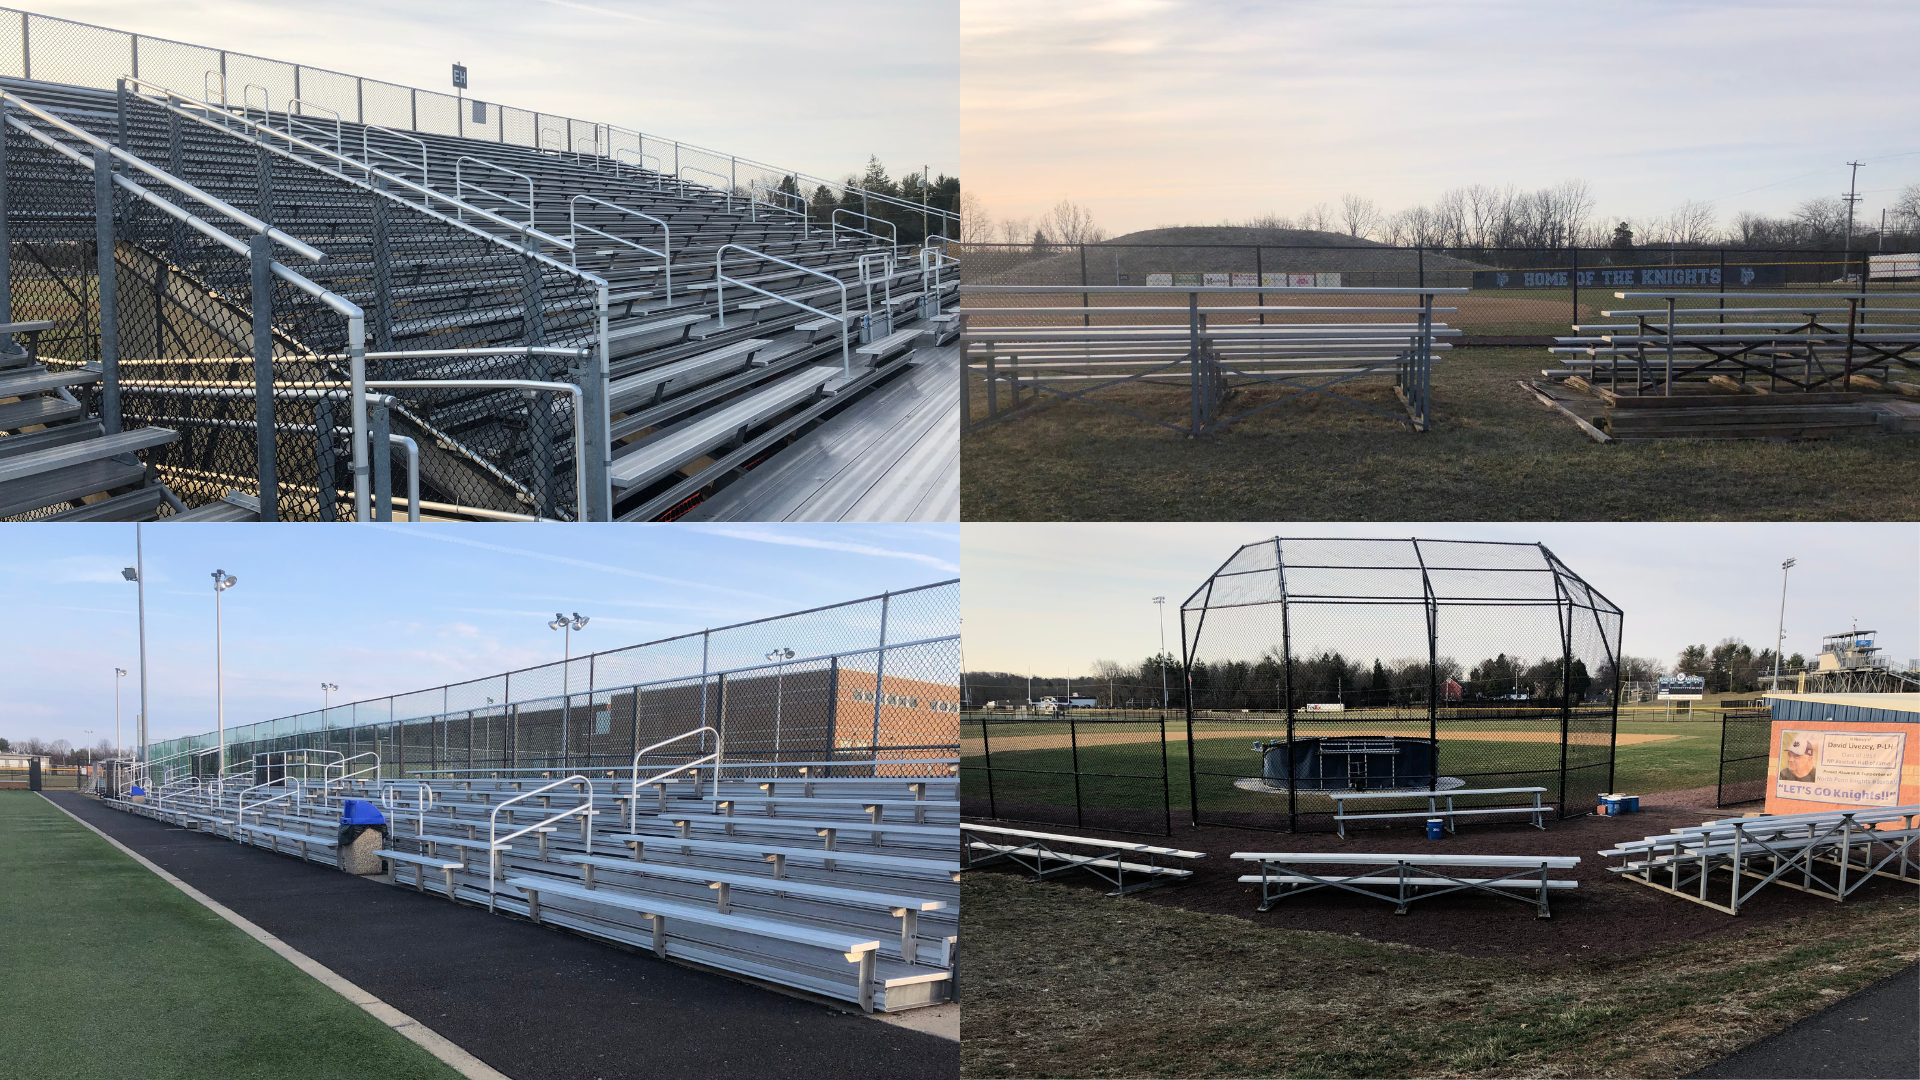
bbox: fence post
[1188,291,1201,435]
[371,397,392,522]
[1079,245,1089,327]
[869,592,891,766]
[1570,246,1579,326]
[93,147,120,434]
[1067,708,1083,829]
[978,710,996,820]
[1180,606,1201,828]
[249,233,278,519]
[369,179,394,354]
[315,396,336,521]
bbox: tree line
[966,635,1816,710]
[964,179,1920,253]
[0,735,124,765]
[765,156,958,246]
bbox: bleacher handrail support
[715,243,852,376]
[568,194,672,299]
[627,725,720,831]
[487,774,594,910]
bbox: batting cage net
[1181,537,1623,832]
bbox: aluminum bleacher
[0,17,958,521]
[106,748,960,1014]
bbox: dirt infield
[962,784,1919,964]
[965,727,1685,755]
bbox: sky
[24,0,958,188]
[0,523,958,753]
[962,0,1920,237]
[962,523,1920,678]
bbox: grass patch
[959,871,1919,1079]
[960,347,1920,520]
[0,791,461,1080]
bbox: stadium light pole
[121,525,148,784]
[321,682,338,714]
[212,570,238,773]
[550,613,589,768]
[114,668,126,759]
[1774,558,1796,690]
[766,648,794,762]
[1153,596,1169,709]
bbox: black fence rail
[962,710,1172,836]
[959,243,1920,340]
[1716,707,1774,807]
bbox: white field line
[37,792,512,1080]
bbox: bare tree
[994,215,1033,246]
[1894,182,1920,231]
[1299,202,1335,233]
[1043,199,1107,246]
[959,189,993,244]
[1340,194,1383,240]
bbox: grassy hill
[961,225,1490,286]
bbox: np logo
[1740,267,1756,285]
[1495,272,1511,287]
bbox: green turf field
[963,719,1724,817]
[0,791,460,1080]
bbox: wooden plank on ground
[1521,381,1610,444]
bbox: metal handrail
[455,155,535,228]
[751,185,808,238]
[859,251,894,335]
[118,78,577,253]
[568,195,672,298]
[626,725,719,830]
[613,148,662,186]
[360,123,428,185]
[364,377,587,521]
[677,165,733,210]
[487,774,594,909]
[831,208,897,250]
[240,83,270,121]
[282,98,341,150]
[202,69,225,106]
[715,243,851,375]
[5,89,324,261]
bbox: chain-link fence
[1180,538,1623,832]
[962,710,1172,836]
[1716,707,1774,807]
[961,243,1920,340]
[0,7,949,239]
[144,580,959,783]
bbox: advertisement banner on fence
[1772,728,1907,807]
[1470,265,1788,289]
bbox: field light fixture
[766,648,795,662]
[550,613,590,769]
[322,682,339,713]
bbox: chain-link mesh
[962,710,1173,835]
[1180,538,1622,832]
[143,580,959,783]
[1716,707,1773,807]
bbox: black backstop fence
[960,242,1920,339]
[1716,707,1775,807]
[961,710,1173,836]
[1181,537,1624,833]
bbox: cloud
[682,525,961,574]
[374,527,780,601]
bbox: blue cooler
[1600,795,1623,815]
[1426,817,1443,839]
[1623,795,1640,813]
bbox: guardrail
[626,726,720,830]
[487,774,595,910]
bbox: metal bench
[379,849,464,895]
[961,823,1203,896]
[708,796,959,824]
[501,873,885,1011]
[1329,787,1549,839]
[608,831,960,881]
[1233,852,1581,918]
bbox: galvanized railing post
[93,146,120,434]
[249,232,278,519]
[530,351,554,520]
[371,398,392,522]
[369,179,394,354]
[569,342,611,522]
[0,111,15,360]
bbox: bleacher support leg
[570,347,611,521]
[93,147,120,435]
[249,233,278,519]
[857,950,875,1013]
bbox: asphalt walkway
[1687,962,1919,1080]
[51,792,956,1080]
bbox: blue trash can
[1623,795,1640,813]
[1426,817,1443,840]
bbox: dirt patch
[966,728,1684,754]
[962,785,1916,963]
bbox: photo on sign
[1775,729,1907,806]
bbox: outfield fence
[960,242,1920,339]
[962,710,1173,836]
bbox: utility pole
[121,526,149,785]
[1773,558,1796,690]
[212,570,238,773]
[1842,161,1863,280]
[114,668,126,759]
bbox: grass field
[0,791,459,1080]
[960,346,1920,521]
[960,871,1917,1079]
[963,720,1724,819]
